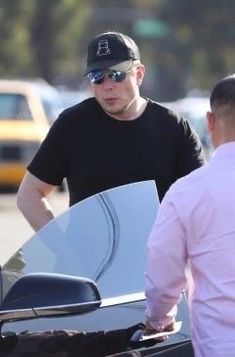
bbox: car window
[1,181,159,300]
[41,97,63,124]
[0,93,32,120]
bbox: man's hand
[143,321,175,341]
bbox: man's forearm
[17,190,55,232]
[17,172,56,232]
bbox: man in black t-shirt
[17,31,205,231]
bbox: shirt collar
[213,141,235,159]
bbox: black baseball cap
[84,31,140,75]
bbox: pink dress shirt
[145,142,235,357]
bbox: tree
[29,0,88,83]
[0,0,89,84]
[0,0,234,98]
[158,0,235,91]
[0,0,34,77]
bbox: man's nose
[102,75,115,89]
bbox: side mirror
[0,272,101,325]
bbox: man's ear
[136,64,145,86]
[206,111,216,133]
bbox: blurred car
[164,97,213,160]
[58,88,92,108]
[0,79,64,188]
[0,181,193,356]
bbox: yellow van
[0,79,63,187]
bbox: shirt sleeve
[176,117,206,177]
[27,113,69,185]
[145,191,188,330]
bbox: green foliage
[0,0,34,76]
[0,0,234,98]
[157,0,235,89]
[0,0,89,83]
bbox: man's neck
[108,97,147,121]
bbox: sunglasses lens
[110,71,127,82]
[87,70,104,84]
[87,69,127,84]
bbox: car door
[1,180,191,352]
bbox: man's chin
[104,106,125,117]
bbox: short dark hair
[210,74,235,110]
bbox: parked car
[58,88,92,109]
[0,181,193,356]
[0,79,64,188]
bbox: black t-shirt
[28,97,205,205]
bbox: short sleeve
[176,116,206,177]
[27,114,69,185]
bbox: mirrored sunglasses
[86,69,128,85]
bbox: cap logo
[97,39,110,56]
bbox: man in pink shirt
[144,74,235,357]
